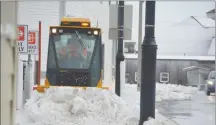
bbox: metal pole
[24,54,32,102]
[35,60,39,85]
[115,1,125,96]
[37,21,42,85]
[112,1,118,82]
[137,1,144,91]
[139,1,157,124]
[23,61,27,104]
[112,40,115,80]
[59,1,66,22]
[28,54,31,64]
[215,0,216,94]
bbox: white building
[206,9,215,20]
[206,9,215,56]
[156,16,215,56]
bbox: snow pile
[17,87,135,125]
[143,117,176,125]
[124,83,198,103]
[156,83,198,101]
[16,87,177,125]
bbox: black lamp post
[139,1,157,124]
[115,1,125,96]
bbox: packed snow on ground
[123,83,198,105]
[156,83,198,101]
[16,87,178,125]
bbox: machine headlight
[52,28,57,33]
[93,30,98,35]
[59,29,63,33]
[207,81,213,85]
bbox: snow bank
[124,83,198,102]
[156,83,198,101]
[16,87,177,125]
[125,53,215,61]
[143,115,177,125]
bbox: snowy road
[122,84,215,125]
[156,92,215,125]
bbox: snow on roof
[125,54,215,61]
[154,16,214,56]
[192,16,215,28]
[206,9,215,14]
[208,37,215,55]
[182,66,211,71]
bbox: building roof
[192,16,215,28]
[182,66,212,72]
[206,9,215,14]
[125,53,215,61]
[176,16,215,28]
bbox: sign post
[17,25,28,53]
[28,31,39,55]
[109,3,133,96]
[109,4,133,40]
[28,30,39,88]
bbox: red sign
[28,32,36,44]
[17,26,25,41]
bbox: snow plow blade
[33,86,48,92]
[33,78,109,93]
[33,86,109,93]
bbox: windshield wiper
[74,30,84,48]
[74,30,88,59]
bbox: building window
[160,72,169,83]
[124,48,128,53]
[124,42,136,53]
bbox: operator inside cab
[57,35,88,69]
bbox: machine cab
[46,17,102,87]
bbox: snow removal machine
[34,17,108,92]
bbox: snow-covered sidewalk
[16,86,179,125]
[156,83,198,101]
[122,83,198,108]
[121,83,201,125]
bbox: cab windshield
[53,31,96,69]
